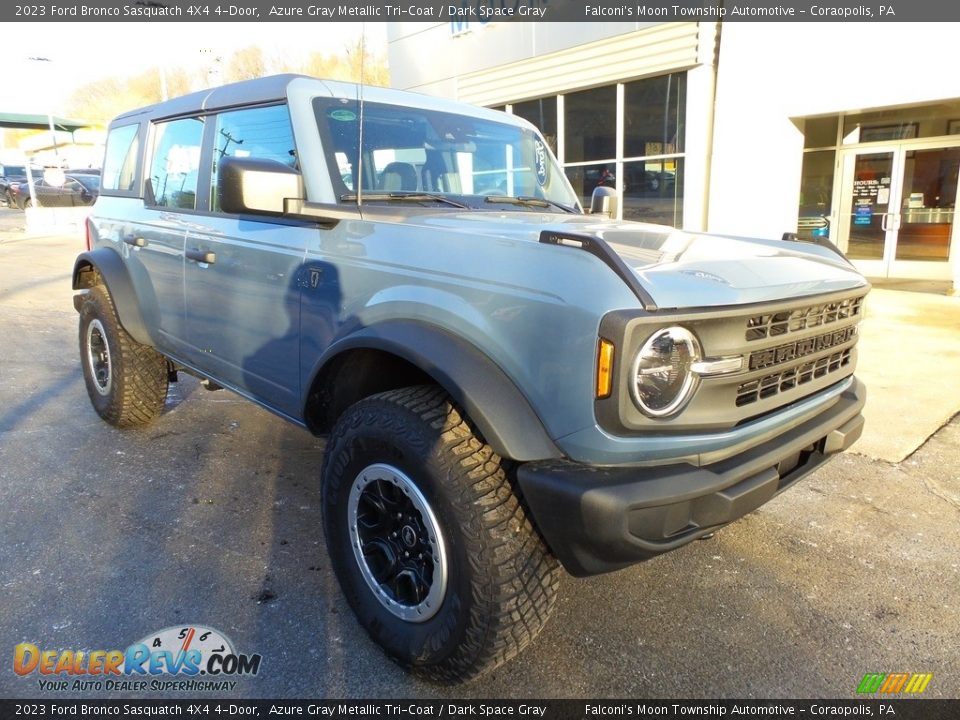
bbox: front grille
[746,295,864,341]
[748,325,857,371]
[736,348,852,407]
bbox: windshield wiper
[483,195,577,214]
[341,191,470,209]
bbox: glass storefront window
[564,85,616,163]
[564,163,616,208]
[624,73,686,157]
[622,159,684,227]
[798,150,836,240]
[845,152,893,260]
[896,147,957,261]
[500,73,688,227]
[511,97,557,154]
[842,100,960,143]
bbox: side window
[101,124,140,193]
[147,117,204,210]
[210,104,296,212]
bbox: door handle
[123,236,146,247]
[186,249,216,265]
[881,213,890,232]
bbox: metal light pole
[23,55,62,209]
[28,56,61,165]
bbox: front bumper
[517,377,865,577]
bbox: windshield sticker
[329,109,357,122]
[534,140,547,187]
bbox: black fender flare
[307,320,562,462]
[72,248,153,347]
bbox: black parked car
[0,164,30,207]
[9,173,100,210]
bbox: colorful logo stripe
[857,673,933,694]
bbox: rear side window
[210,104,296,212]
[101,124,140,193]
[147,117,204,209]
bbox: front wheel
[321,385,560,683]
[78,285,169,427]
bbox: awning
[0,112,88,132]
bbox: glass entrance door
[836,143,960,278]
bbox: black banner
[1,0,957,23]
[2,700,959,720]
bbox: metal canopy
[0,112,88,132]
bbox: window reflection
[624,73,686,158]
[897,148,957,261]
[622,159,683,227]
[564,86,616,164]
[511,97,557,155]
[798,150,835,240]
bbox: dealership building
[387,21,960,287]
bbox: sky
[5,22,389,117]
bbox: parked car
[0,164,29,207]
[74,75,868,683]
[9,173,99,209]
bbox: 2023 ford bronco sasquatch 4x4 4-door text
[75,76,867,682]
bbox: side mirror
[218,156,302,215]
[590,186,619,219]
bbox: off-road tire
[78,285,168,427]
[321,385,560,683]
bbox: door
[182,103,308,419]
[182,220,310,419]
[128,115,206,355]
[836,143,960,279]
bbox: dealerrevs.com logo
[14,625,262,692]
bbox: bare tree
[64,43,389,125]
[223,46,269,83]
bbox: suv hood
[406,211,868,310]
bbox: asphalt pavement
[1,212,958,699]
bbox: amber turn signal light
[596,338,615,399]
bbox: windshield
[315,98,580,212]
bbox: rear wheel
[321,385,560,683]
[78,285,168,427]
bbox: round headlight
[630,326,702,418]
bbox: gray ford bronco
[74,75,867,682]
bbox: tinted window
[624,73,686,158]
[74,175,101,192]
[564,85,616,163]
[210,104,296,212]
[147,118,203,209]
[622,158,684,227]
[512,97,557,154]
[102,124,140,192]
